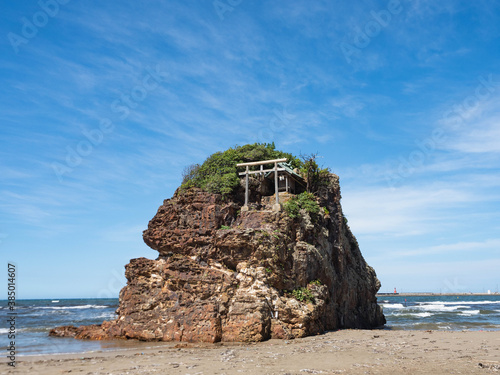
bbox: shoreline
[11,325,500,359]
[3,330,499,375]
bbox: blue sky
[1,1,499,298]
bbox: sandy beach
[3,330,499,375]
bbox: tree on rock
[300,153,330,194]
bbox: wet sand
[3,330,500,375]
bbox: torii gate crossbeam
[236,158,287,212]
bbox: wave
[37,305,109,310]
[382,302,473,312]
[414,304,468,312]
[414,312,433,317]
[437,325,452,330]
[390,310,434,317]
[461,310,480,316]
[0,328,29,334]
[420,300,500,306]
[380,303,405,309]
[477,309,499,315]
[94,312,117,319]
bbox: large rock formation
[51,173,385,342]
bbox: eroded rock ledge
[50,174,385,342]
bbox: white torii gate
[236,158,287,212]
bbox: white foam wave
[423,300,500,306]
[415,304,467,312]
[0,328,28,334]
[381,303,404,309]
[437,325,452,330]
[391,311,434,318]
[461,310,480,316]
[414,312,433,318]
[94,312,117,319]
[38,304,108,310]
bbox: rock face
[50,174,385,342]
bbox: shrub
[181,164,201,185]
[205,173,239,196]
[299,153,330,194]
[283,192,320,219]
[292,287,314,303]
[219,225,231,230]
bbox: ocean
[0,298,145,357]
[2,295,500,356]
[379,294,500,331]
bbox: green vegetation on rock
[292,287,314,303]
[299,153,331,194]
[283,192,320,219]
[181,143,300,196]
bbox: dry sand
[3,330,500,375]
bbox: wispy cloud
[342,184,473,237]
[383,238,500,259]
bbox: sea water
[2,295,500,356]
[379,294,500,331]
[0,298,128,356]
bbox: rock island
[51,143,385,342]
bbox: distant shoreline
[377,292,499,297]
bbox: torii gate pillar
[273,162,280,212]
[236,158,287,212]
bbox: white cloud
[436,80,500,153]
[329,96,366,118]
[386,238,500,259]
[449,120,500,154]
[342,184,472,236]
